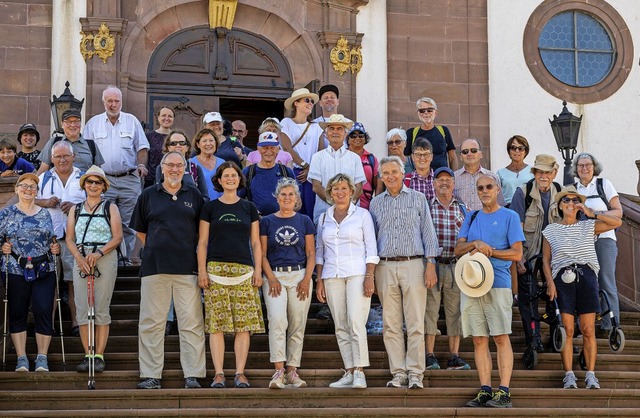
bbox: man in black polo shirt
[130,151,206,390]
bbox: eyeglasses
[461,148,479,155]
[232,129,245,134]
[560,196,581,204]
[16,183,37,191]
[300,97,315,104]
[417,108,436,114]
[577,163,593,169]
[349,133,365,139]
[162,163,185,169]
[85,179,104,186]
[63,120,81,126]
[387,140,403,146]
[509,146,526,152]
[52,154,72,160]
[412,152,432,160]
[168,141,188,147]
[477,184,495,192]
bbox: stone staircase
[0,267,639,417]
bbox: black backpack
[244,163,293,202]
[574,178,611,210]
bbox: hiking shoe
[563,372,578,389]
[137,378,161,389]
[466,389,493,407]
[76,356,90,373]
[426,355,441,370]
[286,369,307,388]
[386,373,408,388]
[585,372,600,389]
[185,377,201,388]
[316,305,332,320]
[35,355,49,372]
[329,369,353,388]
[269,368,286,389]
[408,374,423,389]
[447,355,471,370]
[352,370,367,389]
[486,389,512,408]
[94,357,105,373]
[15,355,29,372]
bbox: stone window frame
[523,0,633,104]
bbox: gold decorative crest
[350,46,363,75]
[80,22,115,63]
[330,36,351,76]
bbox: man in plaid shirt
[424,166,470,371]
[404,137,435,200]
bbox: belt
[436,257,457,264]
[106,169,136,178]
[379,255,423,262]
[274,265,304,272]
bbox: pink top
[247,149,293,166]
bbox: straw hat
[284,88,319,110]
[454,252,495,297]
[318,114,354,131]
[554,185,586,205]
[80,165,110,190]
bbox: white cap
[203,112,223,124]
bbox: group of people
[0,86,623,409]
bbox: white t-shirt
[280,118,324,168]
[575,177,618,241]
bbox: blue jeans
[595,238,619,330]
[293,168,316,220]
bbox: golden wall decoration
[329,36,363,76]
[80,22,115,63]
[209,0,238,30]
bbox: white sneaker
[285,369,307,388]
[269,368,286,389]
[352,370,367,389]
[386,373,408,388]
[408,374,424,389]
[585,372,600,389]
[329,369,353,388]
[563,372,577,389]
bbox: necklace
[162,188,179,201]
[85,199,102,212]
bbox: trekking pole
[87,265,96,390]
[52,236,66,371]
[2,235,8,372]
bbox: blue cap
[257,132,279,147]
[434,166,455,178]
[348,121,366,136]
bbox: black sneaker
[185,377,201,388]
[94,357,105,373]
[485,389,512,408]
[316,305,332,320]
[137,378,161,389]
[426,355,441,370]
[466,390,493,407]
[447,355,471,370]
[76,356,90,373]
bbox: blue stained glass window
[538,11,614,87]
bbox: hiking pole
[52,236,66,371]
[87,265,96,390]
[2,235,8,372]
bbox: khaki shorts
[461,288,512,338]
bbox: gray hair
[379,156,406,175]
[385,128,407,142]
[102,85,122,102]
[160,151,187,168]
[258,117,282,134]
[412,137,433,153]
[50,141,74,157]
[570,152,603,177]
[325,173,356,205]
[416,97,437,110]
[273,177,300,199]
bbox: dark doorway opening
[219,97,284,149]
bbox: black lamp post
[50,81,84,133]
[549,101,582,185]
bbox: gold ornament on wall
[350,46,363,75]
[80,22,116,63]
[330,36,363,76]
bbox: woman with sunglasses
[154,130,209,201]
[347,122,382,209]
[385,129,414,174]
[66,166,123,373]
[145,106,175,188]
[542,186,621,390]
[0,173,60,372]
[280,88,325,218]
[497,135,534,207]
[190,128,224,200]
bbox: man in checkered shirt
[403,137,435,201]
[424,166,470,371]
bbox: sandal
[210,373,226,388]
[234,372,250,388]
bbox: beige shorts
[461,288,512,338]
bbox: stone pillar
[51,0,87,127]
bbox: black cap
[318,84,339,99]
[61,108,82,121]
[17,123,40,144]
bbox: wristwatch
[425,257,436,264]
[300,161,309,168]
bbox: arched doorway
[146,25,293,146]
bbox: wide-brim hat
[531,154,559,172]
[554,185,586,205]
[18,123,40,144]
[455,252,495,298]
[80,165,110,190]
[319,114,354,131]
[284,88,319,110]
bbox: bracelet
[96,249,104,256]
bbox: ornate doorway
[146,25,293,146]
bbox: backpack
[244,163,293,202]
[52,136,98,165]
[74,200,113,229]
[362,153,378,200]
[574,178,610,210]
[524,178,562,212]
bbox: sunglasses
[461,148,479,155]
[417,108,436,114]
[509,146,526,152]
[560,196,581,204]
[85,179,104,186]
[169,141,188,147]
[300,97,315,104]
[349,133,365,139]
[477,184,495,192]
[387,140,403,146]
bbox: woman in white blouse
[315,173,379,389]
